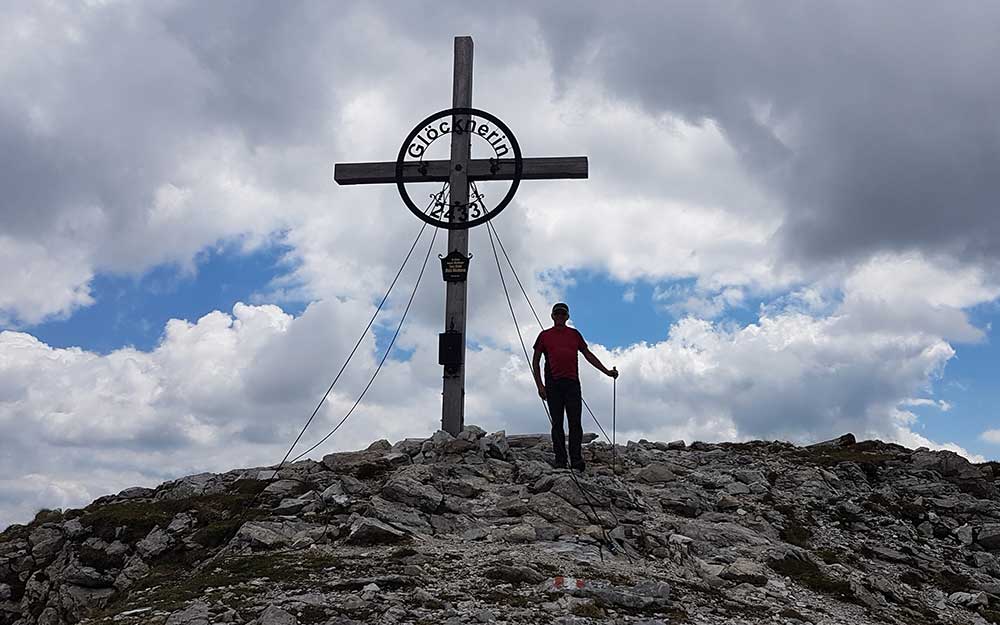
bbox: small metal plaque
[441,250,471,282]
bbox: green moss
[81,487,267,544]
[117,552,338,614]
[0,523,29,543]
[32,508,65,524]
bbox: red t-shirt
[533,326,587,381]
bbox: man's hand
[607,366,619,379]
[537,384,547,400]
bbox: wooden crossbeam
[334,156,588,185]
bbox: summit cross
[333,36,588,436]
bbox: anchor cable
[273,221,430,470]
[290,224,440,463]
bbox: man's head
[551,302,569,326]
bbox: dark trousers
[546,377,583,465]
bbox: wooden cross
[333,36,588,436]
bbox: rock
[976,524,1000,551]
[667,440,686,449]
[367,439,392,452]
[344,518,409,545]
[948,591,988,608]
[635,463,677,484]
[262,479,302,499]
[255,605,298,625]
[460,425,487,440]
[481,430,511,459]
[633,580,671,599]
[381,474,443,513]
[167,512,195,534]
[322,450,394,478]
[507,434,549,448]
[62,519,87,539]
[720,559,769,586]
[367,496,431,533]
[807,433,856,449]
[485,565,545,584]
[58,584,115,618]
[232,521,313,550]
[117,486,155,499]
[136,526,174,558]
[114,555,150,590]
[166,600,211,625]
[529,492,592,527]
[29,527,64,562]
[0,583,11,601]
[500,524,537,543]
[63,561,115,588]
[954,524,974,545]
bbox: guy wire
[291,224,439,463]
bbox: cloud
[529,2,1000,268]
[1,292,986,529]
[3,1,1000,529]
[982,429,1000,445]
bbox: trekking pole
[612,373,617,475]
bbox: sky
[2,1,999,529]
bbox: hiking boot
[571,461,586,472]
[550,458,568,469]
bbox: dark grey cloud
[527,2,1000,267]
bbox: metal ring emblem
[396,107,523,230]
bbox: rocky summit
[2,428,1000,625]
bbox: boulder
[977,524,1000,551]
[481,431,511,459]
[807,433,856,449]
[165,600,211,625]
[254,605,298,625]
[344,518,409,546]
[484,565,545,584]
[136,526,174,558]
[635,463,677,484]
[381,475,443,513]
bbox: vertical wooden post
[441,36,473,436]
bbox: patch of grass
[979,607,1000,624]
[80,544,126,570]
[32,509,65,524]
[768,556,856,603]
[0,523,29,543]
[120,552,338,614]
[81,485,268,544]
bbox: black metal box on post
[439,330,464,375]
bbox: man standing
[532,302,618,471]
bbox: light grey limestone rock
[343,518,409,545]
[135,526,173,558]
[254,604,298,625]
[165,600,211,625]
